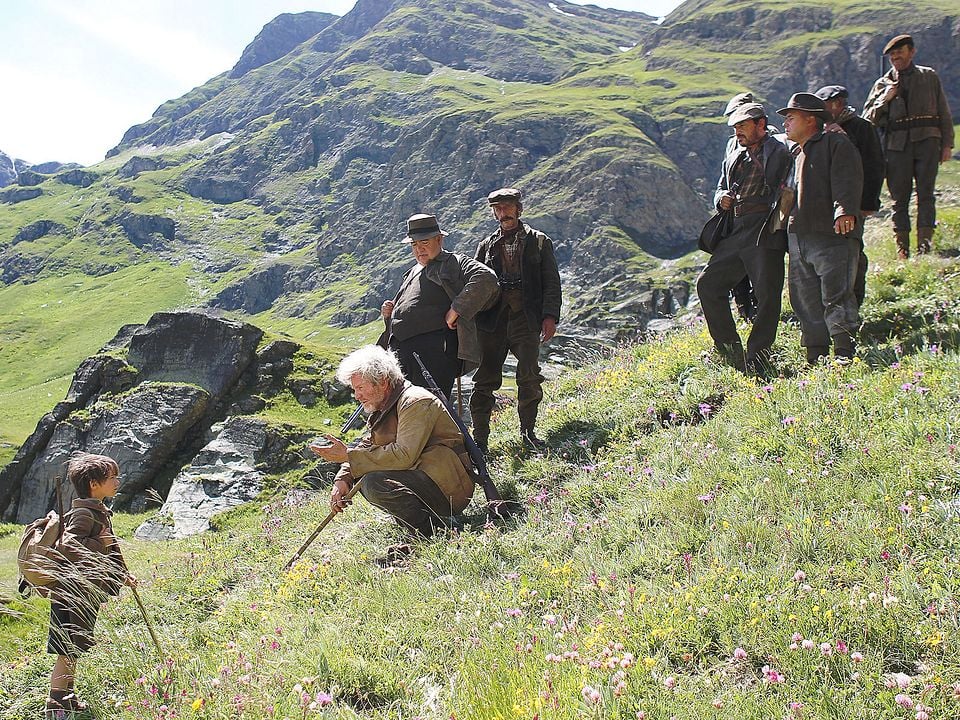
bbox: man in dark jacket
[381,213,499,399]
[471,188,562,452]
[863,33,954,258]
[696,102,793,375]
[816,84,885,305]
[779,93,864,364]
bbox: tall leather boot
[832,332,856,362]
[895,230,910,260]
[917,227,933,255]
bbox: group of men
[698,33,954,373]
[311,188,562,561]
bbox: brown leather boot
[917,227,933,255]
[895,230,910,260]
[44,692,73,719]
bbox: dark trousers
[390,328,460,399]
[359,469,454,537]
[886,137,941,231]
[696,214,785,362]
[788,231,860,349]
[470,305,543,443]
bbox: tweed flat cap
[727,102,767,126]
[814,85,848,101]
[883,34,913,54]
[487,187,522,205]
[403,213,447,242]
[777,92,830,119]
[723,92,755,116]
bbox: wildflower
[820,642,832,656]
[782,416,797,426]
[733,647,748,661]
[581,686,601,705]
[191,698,204,711]
[505,608,523,618]
[789,702,803,715]
[885,673,911,689]
[793,569,806,582]
[851,652,864,663]
[801,639,815,651]
[762,665,785,684]
[315,692,333,707]
[791,632,803,643]
[663,677,677,690]
[895,694,914,709]
[712,698,723,708]
[835,640,848,654]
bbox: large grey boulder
[134,417,271,539]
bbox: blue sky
[0,0,682,166]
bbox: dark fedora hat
[814,85,848,101]
[403,213,447,242]
[487,187,522,205]
[883,34,913,54]
[723,92,755,117]
[777,92,829,119]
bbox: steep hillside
[1,204,959,717]
[0,0,958,457]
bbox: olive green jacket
[334,382,475,512]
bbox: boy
[46,452,135,718]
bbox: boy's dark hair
[67,452,119,498]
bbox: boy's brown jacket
[54,498,126,602]
[334,382,475,513]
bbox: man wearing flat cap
[380,213,499,399]
[471,188,562,452]
[697,101,793,375]
[779,93,864,364]
[816,84,885,305]
[863,33,954,258]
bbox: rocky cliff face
[0,152,15,188]
[0,312,337,534]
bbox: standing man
[382,213,499,399]
[696,102,793,376]
[471,188,562,453]
[724,92,759,322]
[310,345,476,561]
[815,84,885,304]
[863,33,954,258]
[778,93,864,364]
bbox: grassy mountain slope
[1,165,959,718]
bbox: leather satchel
[698,209,733,254]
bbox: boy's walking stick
[283,482,362,571]
[130,585,163,657]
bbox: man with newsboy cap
[697,101,793,375]
[863,33,954,258]
[779,93,863,364]
[471,188,562,453]
[816,84,885,305]
[380,213,499,399]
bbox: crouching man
[310,345,474,561]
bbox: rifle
[412,352,512,520]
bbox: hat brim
[402,230,448,242]
[776,107,829,119]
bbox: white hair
[336,345,404,387]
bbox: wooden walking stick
[130,585,164,657]
[283,482,362,571]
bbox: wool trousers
[359,469,454,537]
[787,231,861,349]
[696,213,785,362]
[886,137,941,231]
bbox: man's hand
[309,435,348,464]
[329,479,353,514]
[718,192,736,211]
[541,317,557,343]
[824,122,846,135]
[834,214,857,235]
[445,307,460,329]
[942,146,954,164]
[880,82,898,104]
[381,300,395,320]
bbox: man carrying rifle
[309,345,475,563]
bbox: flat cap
[777,92,830,119]
[403,213,447,242]
[727,102,767,126]
[487,187,522,205]
[723,92,755,116]
[883,34,913,54]
[814,85,848,101]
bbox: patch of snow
[619,44,636,52]
[655,16,666,25]
[548,2,576,17]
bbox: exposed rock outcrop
[0,187,42,204]
[118,212,176,249]
[13,220,68,244]
[230,11,338,78]
[0,152,16,188]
